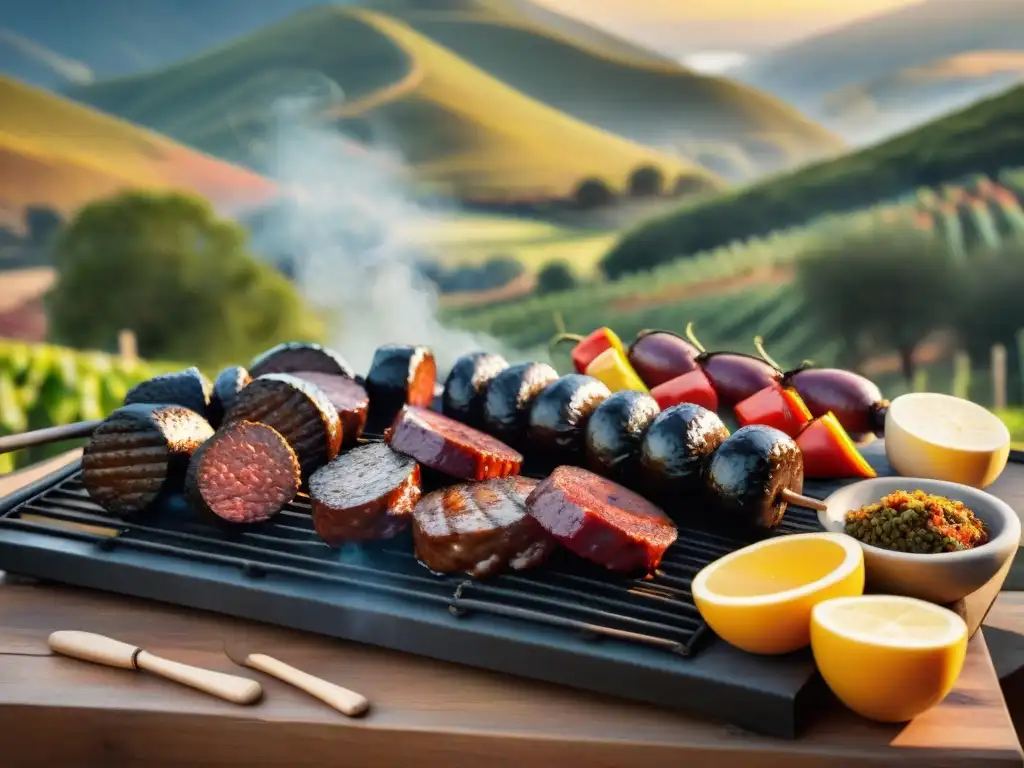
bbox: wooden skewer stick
[242,653,370,717]
[0,420,101,455]
[48,631,263,705]
[780,488,828,512]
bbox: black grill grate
[0,466,825,659]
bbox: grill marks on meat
[82,403,214,516]
[123,366,213,419]
[290,371,369,449]
[224,373,342,481]
[387,406,522,481]
[249,342,354,379]
[365,345,437,433]
[185,421,300,525]
[309,442,422,544]
[412,478,556,578]
[526,466,678,574]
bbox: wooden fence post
[952,350,972,400]
[992,343,1007,410]
[117,329,137,365]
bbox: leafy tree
[46,191,324,367]
[953,240,1024,362]
[627,166,664,198]
[24,206,63,245]
[795,225,957,381]
[574,178,613,210]
[536,261,577,295]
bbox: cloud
[0,28,94,84]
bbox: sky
[533,0,925,66]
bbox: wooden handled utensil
[235,651,369,717]
[48,631,263,705]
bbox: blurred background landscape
[2,0,1024,471]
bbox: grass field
[601,83,1024,278]
[0,77,279,219]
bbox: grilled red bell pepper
[570,327,626,374]
[650,368,718,412]
[734,382,813,438]
[796,412,877,479]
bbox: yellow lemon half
[885,392,1010,488]
[811,595,968,723]
[692,532,864,655]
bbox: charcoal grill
[0,443,895,738]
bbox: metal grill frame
[0,453,853,739]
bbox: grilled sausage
[365,344,437,433]
[82,403,214,516]
[249,342,354,379]
[291,371,369,449]
[185,421,300,525]
[309,442,422,544]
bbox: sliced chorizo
[309,442,422,545]
[365,344,437,433]
[185,421,300,525]
[387,405,522,481]
[291,371,369,449]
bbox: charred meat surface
[207,365,252,428]
[82,403,214,516]
[527,374,611,463]
[412,478,556,578]
[483,361,559,449]
[123,367,213,418]
[442,352,509,429]
[249,342,354,379]
[291,371,369,449]
[224,373,342,481]
[526,465,677,573]
[387,406,522,481]
[365,345,437,433]
[309,442,422,544]
[583,390,660,486]
[703,424,804,532]
[640,404,729,513]
[185,421,300,525]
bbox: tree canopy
[795,224,957,379]
[47,191,324,367]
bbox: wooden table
[2,454,1023,767]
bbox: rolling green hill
[67,0,840,194]
[601,83,1024,278]
[371,1,843,177]
[68,5,718,204]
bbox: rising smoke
[247,71,536,375]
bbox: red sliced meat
[291,371,369,449]
[526,465,678,573]
[309,442,422,544]
[387,406,522,481]
[412,478,556,578]
[185,421,300,525]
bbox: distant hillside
[67,6,720,205]
[376,1,843,177]
[822,51,1024,144]
[738,0,1024,133]
[0,77,278,220]
[602,83,1024,278]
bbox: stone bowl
[817,476,1019,605]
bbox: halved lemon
[885,392,1010,488]
[811,595,967,722]
[692,532,864,655]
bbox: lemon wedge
[885,392,1010,488]
[692,532,864,655]
[811,595,967,722]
